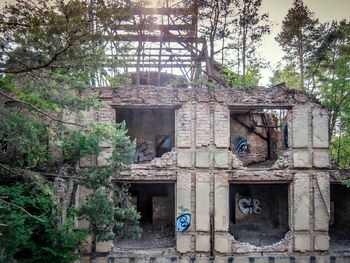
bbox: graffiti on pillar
[234,137,249,156]
[238,198,262,215]
[176,213,191,232]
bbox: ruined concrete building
[63,0,350,261]
[73,85,350,262]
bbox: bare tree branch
[0,197,45,222]
[0,90,84,127]
[2,43,72,75]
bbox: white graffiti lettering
[238,198,262,215]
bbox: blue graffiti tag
[176,213,191,232]
[235,137,249,156]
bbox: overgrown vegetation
[0,0,141,262]
[272,1,350,168]
[0,1,349,262]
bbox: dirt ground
[114,222,175,250]
[229,221,288,246]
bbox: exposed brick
[176,104,192,148]
[196,104,211,147]
[98,107,115,124]
[214,105,230,148]
[293,105,309,148]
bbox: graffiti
[176,213,191,232]
[235,137,249,156]
[238,198,262,215]
[155,135,172,157]
[134,139,153,163]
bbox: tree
[269,63,300,89]
[223,64,261,87]
[78,187,141,262]
[276,0,320,90]
[198,0,269,87]
[232,0,269,84]
[0,182,87,263]
[0,0,141,262]
[198,0,234,69]
[314,20,350,167]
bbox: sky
[0,0,349,86]
[258,0,350,86]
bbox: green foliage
[315,20,350,167]
[0,107,48,168]
[0,1,139,262]
[223,66,261,87]
[331,136,350,168]
[269,64,301,89]
[276,0,321,90]
[340,179,350,188]
[189,75,219,89]
[0,182,87,263]
[78,187,141,244]
[276,2,349,169]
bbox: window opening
[116,107,175,163]
[114,183,175,250]
[229,183,289,246]
[230,107,291,167]
[330,183,350,251]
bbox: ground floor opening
[229,182,289,246]
[114,182,175,250]
[330,183,350,252]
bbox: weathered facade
[74,86,350,263]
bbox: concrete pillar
[313,172,330,251]
[292,105,310,148]
[195,172,210,231]
[293,105,311,168]
[214,104,230,148]
[214,171,229,232]
[176,171,193,253]
[293,173,312,252]
[176,104,192,148]
[312,107,329,148]
[195,103,211,147]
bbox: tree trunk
[297,33,305,90]
[299,52,304,90]
[242,36,246,85]
[90,232,97,263]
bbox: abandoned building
[68,85,350,263]
[0,0,348,261]
[54,0,350,262]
